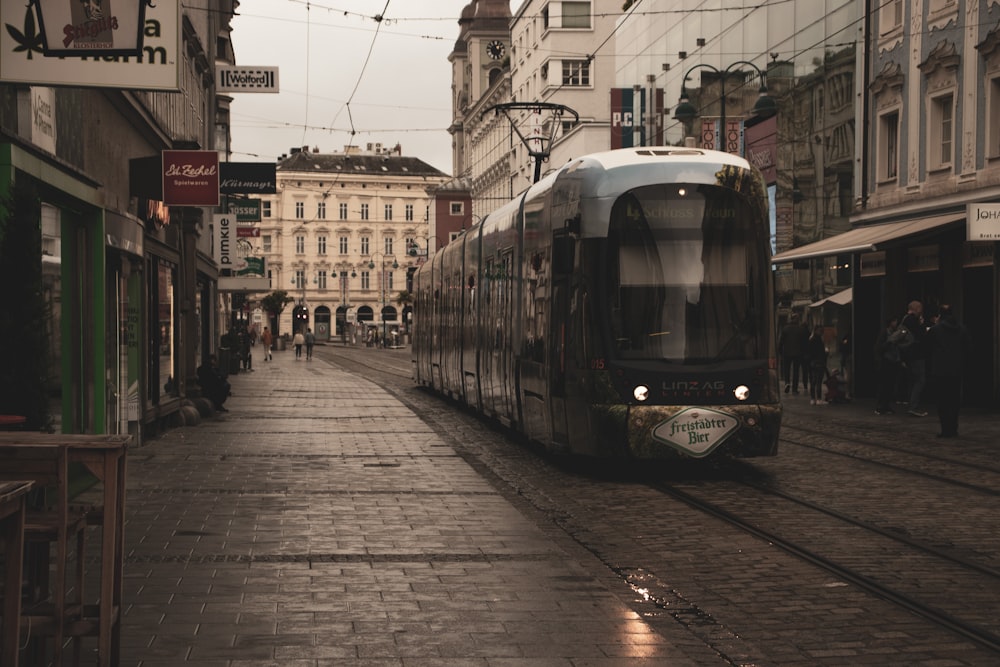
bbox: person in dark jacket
[778,314,808,394]
[197,354,231,412]
[900,300,930,417]
[805,325,828,405]
[927,304,970,437]
[874,316,901,415]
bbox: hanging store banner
[232,199,261,222]
[1,0,181,90]
[236,257,265,277]
[163,150,219,207]
[31,0,151,57]
[610,87,663,149]
[236,226,260,238]
[214,213,234,270]
[744,116,777,185]
[130,158,275,200]
[217,66,279,93]
[220,163,277,195]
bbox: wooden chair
[0,445,89,665]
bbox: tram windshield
[603,183,765,363]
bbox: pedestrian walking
[874,316,901,415]
[778,314,808,394]
[900,300,930,416]
[293,330,305,359]
[927,304,970,438]
[805,324,828,405]
[305,327,315,360]
[240,330,252,372]
[261,327,273,361]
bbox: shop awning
[808,287,852,308]
[771,213,964,264]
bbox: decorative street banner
[1,0,181,90]
[163,150,219,207]
[32,0,151,56]
[217,66,279,93]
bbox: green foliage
[395,290,413,307]
[0,183,50,429]
[260,290,293,336]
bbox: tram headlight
[633,385,650,402]
[733,385,750,401]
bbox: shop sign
[968,203,1000,240]
[32,0,151,56]
[214,214,234,270]
[860,251,886,277]
[217,66,279,93]
[220,162,277,195]
[162,150,219,206]
[236,257,265,277]
[1,0,180,90]
[907,245,939,273]
[231,199,261,222]
[236,226,260,238]
[30,87,56,154]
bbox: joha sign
[968,203,1000,240]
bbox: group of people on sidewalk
[778,315,850,406]
[780,300,971,439]
[873,300,970,437]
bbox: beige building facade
[252,145,449,342]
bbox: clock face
[486,39,505,60]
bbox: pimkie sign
[162,150,219,207]
[32,0,152,56]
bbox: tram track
[319,345,1000,662]
[651,477,1000,654]
[778,434,1000,497]
[782,421,1000,478]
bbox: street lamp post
[338,270,350,344]
[289,271,310,335]
[672,60,777,152]
[367,254,399,347]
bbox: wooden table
[0,434,130,667]
[1,480,33,667]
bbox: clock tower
[448,0,511,176]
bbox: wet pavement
[61,344,1000,666]
[110,346,724,666]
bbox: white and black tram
[412,147,781,459]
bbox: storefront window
[152,258,178,400]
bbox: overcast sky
[228,1,516,176]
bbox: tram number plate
[651,407,739,458]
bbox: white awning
[808,287,852,308]
[771,213,964,264]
